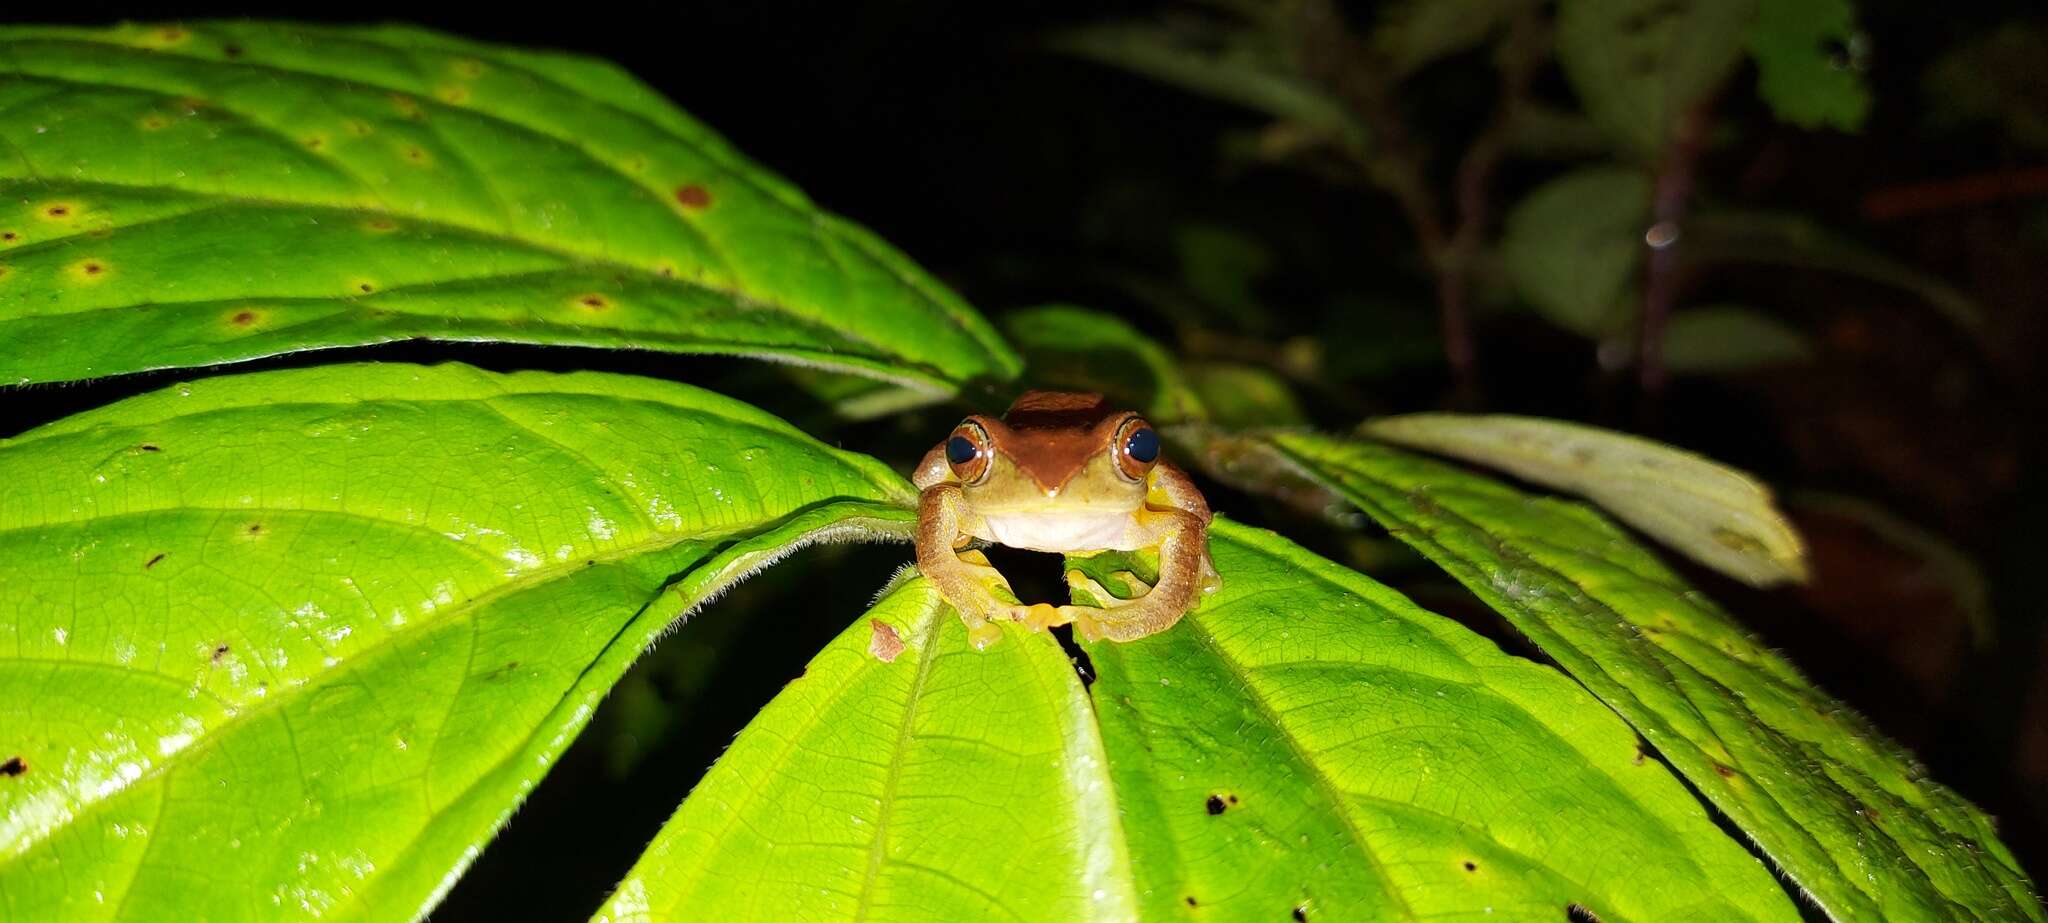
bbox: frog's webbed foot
[1061,541,1221,643]
[918,485,1030,650]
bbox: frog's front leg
[915,483,1012,649]
[1048,463,1221,642]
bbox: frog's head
[944,391,1160,517]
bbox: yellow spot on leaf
[390,94,423,119]
[452,58,486,79]
[364,217,399,233]
[143,26,190,47]
[437,85,470,105]
[573,293,612,312]
[139,113,170,131]
[402,145,432,166]
[351,279,377,295]
[227,307,267,329]
[38,203,77,222]
[67,258,110,282]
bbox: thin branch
[1436,11,1547,402]
[1863,165,2048,219]
[1638,102,1713,394]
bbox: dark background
[6,2,2045,918]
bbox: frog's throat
[977,511,1134,554]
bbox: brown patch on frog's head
[985,391,1128,493]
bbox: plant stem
[1862,165,2048,219]
[1437,12,1546,405]
[1639,103,1712,394]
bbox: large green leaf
[0,22,1019,391]
[1361,413,1810,586]
[1555,0,1755,157]
[602,522,1802,921]
[0,362,917,922]
[595,574,1136,922]
[1267,433,2045,922]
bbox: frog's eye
[1114,417,1160,482]
[946,422,992,484]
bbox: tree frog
[913,391,1221,648]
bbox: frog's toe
[1069,608,1110,642]
[1066,571,1150,610]
[1009,602,1072,632]
[963,616,1004,651]
[1111,570,1154,597]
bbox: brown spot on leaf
[1,231,16,242]
[404,146,428,164]
[304,135,325,150]
[357,281,376,294]
[145,553,166,569]
[674,185,712,210]
[231,310,258,326]
[575,294,612,312]
[1463,861,1477,872]
[140,114,169,131]
[1205,795,1226,815]
[138,443,160,452]
[0,757,24,777]
[222,43,243,58]
[868,619,905,662]
[42,204,72,220]
[1184,896,1198,907]
[212,644,230,663]
[1712,762,1736,778]
[246,523,264,535]
[365,217,397,232]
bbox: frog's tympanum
[913,391,1221,648]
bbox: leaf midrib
[1174,609,1420,922]
[852,596,945,923]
